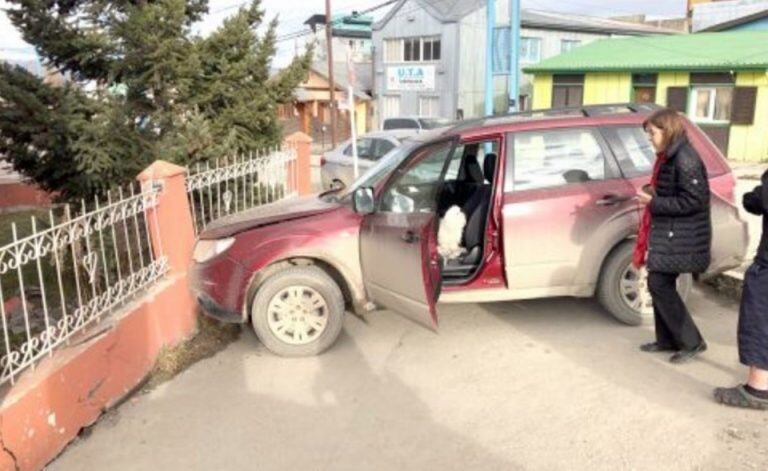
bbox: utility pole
[508,0,520,112]
[484,0,495,117]
[325,0,338,147]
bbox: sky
[1,0,689,66]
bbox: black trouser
[647,272,704,351]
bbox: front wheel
[597,242,692,326]
[250,266,345,356]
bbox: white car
[321,130,417,190]
[382,116,453,132]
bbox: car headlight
[193,238,235,263]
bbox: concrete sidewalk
[50,288,768,470]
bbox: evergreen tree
[0,0,310,200]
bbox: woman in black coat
[635,108,710,364]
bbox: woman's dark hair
[643,108,687,151]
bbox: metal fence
[186,148,298,233]
[0,184,167,386]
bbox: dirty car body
[189,104,748,356]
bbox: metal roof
[374,1,676,34]
[524,31,768,73]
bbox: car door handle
[401,231,420,243]
[596,194,632,206]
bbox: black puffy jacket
[743,170,768,267]
[647,137,712,274]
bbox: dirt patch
[704,273,743,302]
[143,314,241,391]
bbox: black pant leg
[648,271,704,351]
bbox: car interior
[437,142,497,282]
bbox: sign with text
[387,65,436,91]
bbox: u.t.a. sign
[386,65,435,91]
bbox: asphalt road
[50,288,768,471]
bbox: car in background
[321,130,417,190]
[382,116,453,132]
[190,103,748,358]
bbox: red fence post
[136,160,196,275]
[284,132,313,196]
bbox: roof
[374,1,676,34]
[308,62,373,100]
[374,0,485,28]
[304,12,374,38]
[520,9,679,35]
[700,7,768,31]
[524,31,768,73]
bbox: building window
[404,38,421,62]
[520,37,541,63]
[632,73,657,104]
[561,39,581,53]
[552,74,584,108]
[384,39,402,62]
[422,37,441,61]
[383,95,401,119]
[419,96,440,117]
[384,37,441,63]
[689,87,733,123]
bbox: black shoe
[640,342,676,353]
[669,342,707,364]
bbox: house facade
[371,0,674,125]
[693,0,768,32]
[525,32,768,162]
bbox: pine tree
[0,0,310,200]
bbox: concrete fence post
[284,131,314,196]
[136,160,196,276]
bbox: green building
[525,31,768,161]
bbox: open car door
[359,140,456,329]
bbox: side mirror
[353,187,375,215]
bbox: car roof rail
[447,102,662,132]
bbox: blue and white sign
[386,65,436,91]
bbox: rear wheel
[597,241,692,325]
[250,266,345,356]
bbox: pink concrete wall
[0,147,312,470]
[0,162,197,471]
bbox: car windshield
[419,118,452,129]
[336,141,417,199]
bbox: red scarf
[633,152,667,268]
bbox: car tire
[597,241,693,326]
[250,266,345,356]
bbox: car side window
[507,128,607,192]
[384,119,419,130]
[601,126,655,178]
[374,139,396,160]
[345,139,374,158]
[379,141,454,213]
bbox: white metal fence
[0,184,167,386]
[186,148,298,233]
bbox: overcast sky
[1,0,689,65]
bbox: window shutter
[731,86,758,125]
[666,87,688,113]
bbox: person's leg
[714,264,768,409]
[647,272,676,349]
[747,367,768,394]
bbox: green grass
[0,208,53,247]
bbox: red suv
[190,104,748,356]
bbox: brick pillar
[136,161,195,276]
[284,131,313,196]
